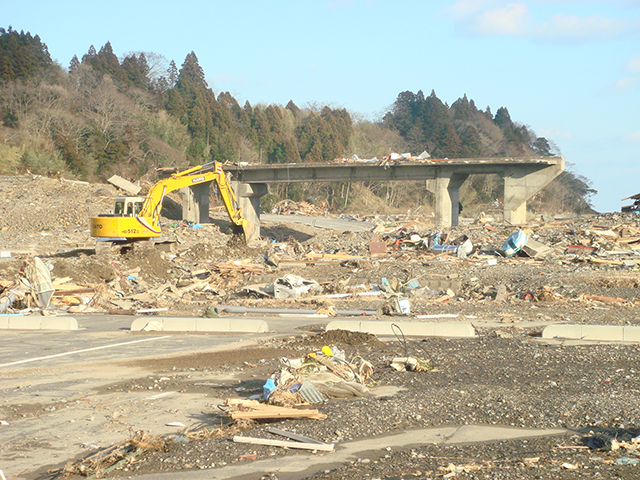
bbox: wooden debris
[54,431,164,478]
[230,407,326,420]
[224,398,326,420]
[305,252,365,261]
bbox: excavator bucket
[231,219,254,243]
[241,220,254,243]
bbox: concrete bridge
[181,156,564,241]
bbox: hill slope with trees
[0,27,596,215]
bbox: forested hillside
[0,27,596,215]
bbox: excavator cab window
[124,199,143,216]
[115,198,143,216]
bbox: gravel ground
[87,329,640,480]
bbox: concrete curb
[130,317,268,333]
[326,320,477,337]
[542,324,640,342]
[0,316,78,330]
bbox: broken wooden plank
[52,288,96,296]
[230,409,326,420]
[225,399,326,420]
[225,399,272,409]
[615,236,640,244]
[305,253,364,261]
[233,435,334,451]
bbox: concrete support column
[231,181,268,243]
[180,183,210,224]
[426,173,469,229]
[502,157,564,224]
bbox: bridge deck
[224,157,562,184]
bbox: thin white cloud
[614,76,640,90]
[626,52,640,72]
[473,3,531,35]
[609,52,640,92]
[624,129,640,141]
[538,13,637,41]
[444,0,640,42]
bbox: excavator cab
[114,196,145,216]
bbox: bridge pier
[231,181,268,243]
[426,173,469,229]
[180,183,210,224]
[502,159,565,224]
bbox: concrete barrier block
[158,318,198,332]
[325,320,356,332]
[130,318,159,331]
[327,320,476,338]
[196,318,229,332]
[8,317,42,330]
[623,326,640,342]
[195,319,268,333]
[433,322,476,337]
[581,325,624,341]
[0,316,10,329]
[226,319,268,333]
[384,322,436,337]
[40,317,78,330]
[542,324,583,339]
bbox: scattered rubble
[1,193,639,320]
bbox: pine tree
[69,55,80,73]
[167,60,178,87]
[494,107,512,129]
[177,51,207,91]
[0,27,53,80]
[121,52,149,88]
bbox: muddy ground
[0,174,640,479]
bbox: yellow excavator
[90,161,252,246]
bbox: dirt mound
[309,329,383,346]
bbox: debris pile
[271,199,328,216]
[1,211,639,318]
[57,431,165,478]
[0,173,639,322]
[223,342,374,416]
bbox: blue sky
[4,0,640,213]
